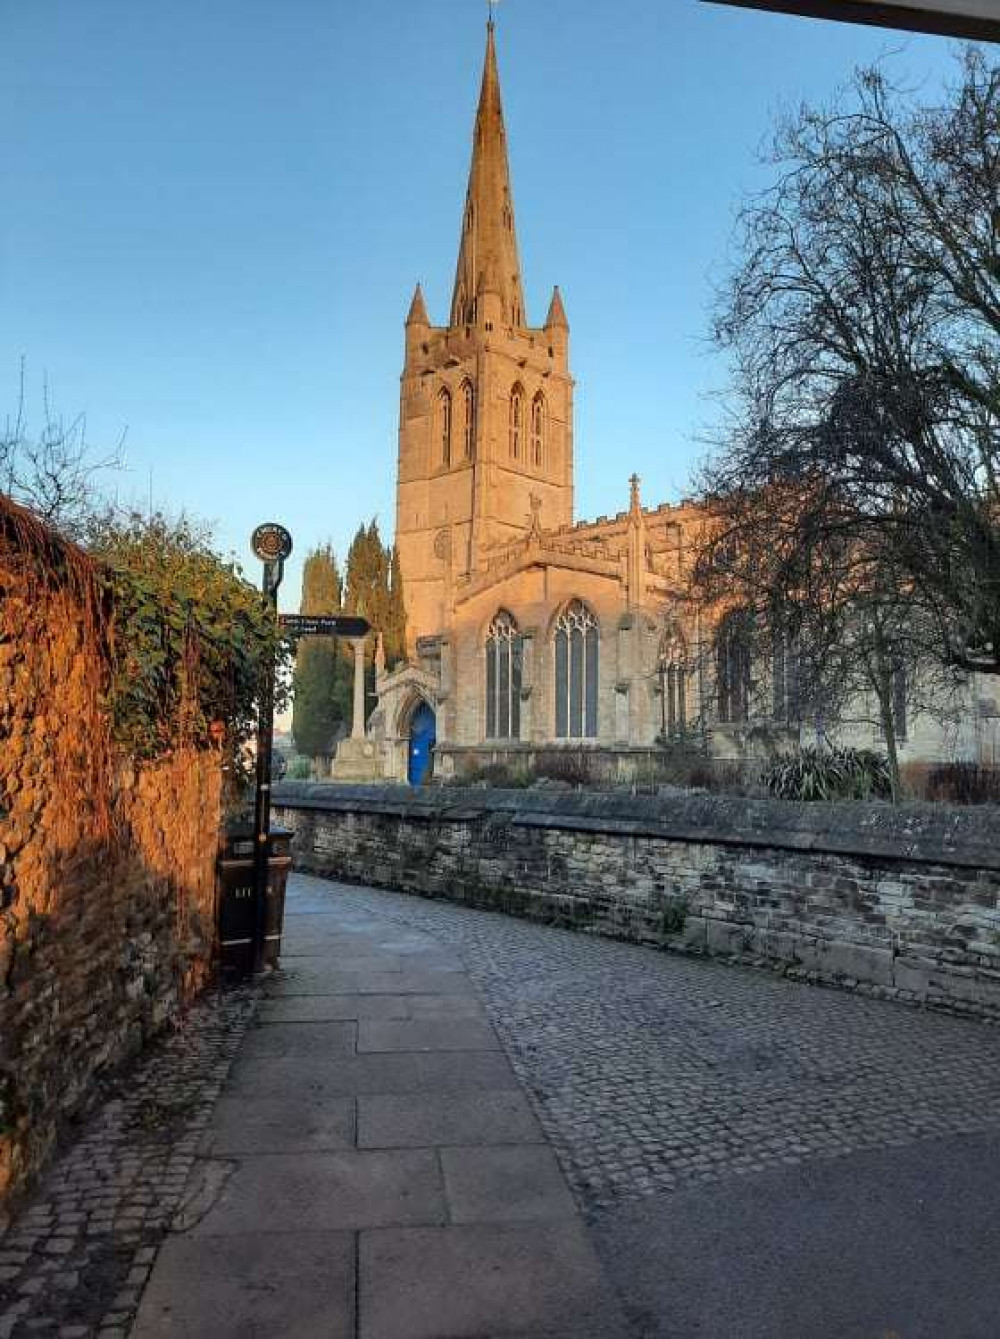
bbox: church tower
[395,20,575,646]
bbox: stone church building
[367,21,994,785]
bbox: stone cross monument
[331,634,384,781]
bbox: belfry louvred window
[462,381,476,458]
[509,385,524,459]
[485,611,522,740]
[554,601,598,739]
[438,388,452,467]
[531,393,545,468]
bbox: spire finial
[449,2,525,329]
[629,473,642,516]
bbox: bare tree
[2,359,125,537]
[692,472,965,800]
[702,50,1000,681]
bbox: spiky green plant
[762,747,892,802]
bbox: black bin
[217,826,293,978]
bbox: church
[363,20,992,786]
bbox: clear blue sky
[1,1,962,608]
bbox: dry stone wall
[0,507,222,1209]
[274,783,1000,1020]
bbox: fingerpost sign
[250,522,293,974]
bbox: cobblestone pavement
[292,876,1000,1215]
[0,985,255,1339]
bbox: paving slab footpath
[132,883,630,1339]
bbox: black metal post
[252,557,282,974]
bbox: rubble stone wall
[0,523,221,1209]
[274,783,1000,1020]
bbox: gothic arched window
[717,609,752,724]
[530,393,545,468]
[509,385,524,459]
[554,601,599,738]
[485,611,522,740]
[772,626,800,724]
[438,388,452,468]
[461,380,476,459]
[659,632,687,738]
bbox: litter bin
[216,826,293,978]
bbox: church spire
[449,21,526,329]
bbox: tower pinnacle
[545,286,569,330]
[406,282,429,326]
[449,22,526,329]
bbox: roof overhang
[699,1,1000,41]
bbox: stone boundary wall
[273,783,1000,1020]
[0,502,222,1211]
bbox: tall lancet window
[530,393,545,468]
[717,609,752,724]
[772,625,801,724]
[438,388,452,468]
[554,601,599,739]
[659,632,687,738]
[509,385,524,459]
[462,380,476,459]
[485,611,522,740]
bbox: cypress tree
[386,544,407,667]
[342,519,409,721]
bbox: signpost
[247,530,373,974]
[699,1,1000,40]
[250,523,293,974]
[278,613,372,639]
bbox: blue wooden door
[407,702,436,785]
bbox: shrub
[924,763,1000,806]
[532,752,599,788]
[86,510,288,762]
[762,746,892,802]
[458,762,531,788]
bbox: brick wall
[273,783,1000,1019]
[0,506,222,1209]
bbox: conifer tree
[342,519,409,721]
[386,544,407,667]
[291,544,348,758]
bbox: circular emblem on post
[251,523,293,563]
[433,528,451,561]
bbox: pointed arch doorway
[407,701,436,785]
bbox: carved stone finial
[375,632,386,675]
[629,473,641,512]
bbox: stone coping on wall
[271,782,1000,872]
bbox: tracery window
[438,388,452,467]
[530,393,545,468]
[485,611,522,740]
[509,385,524,459]
[659,634,687,738]
[772,627,801,724]
[717,609,752,724]
[554,601,599,739]
[462,380,476,459]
